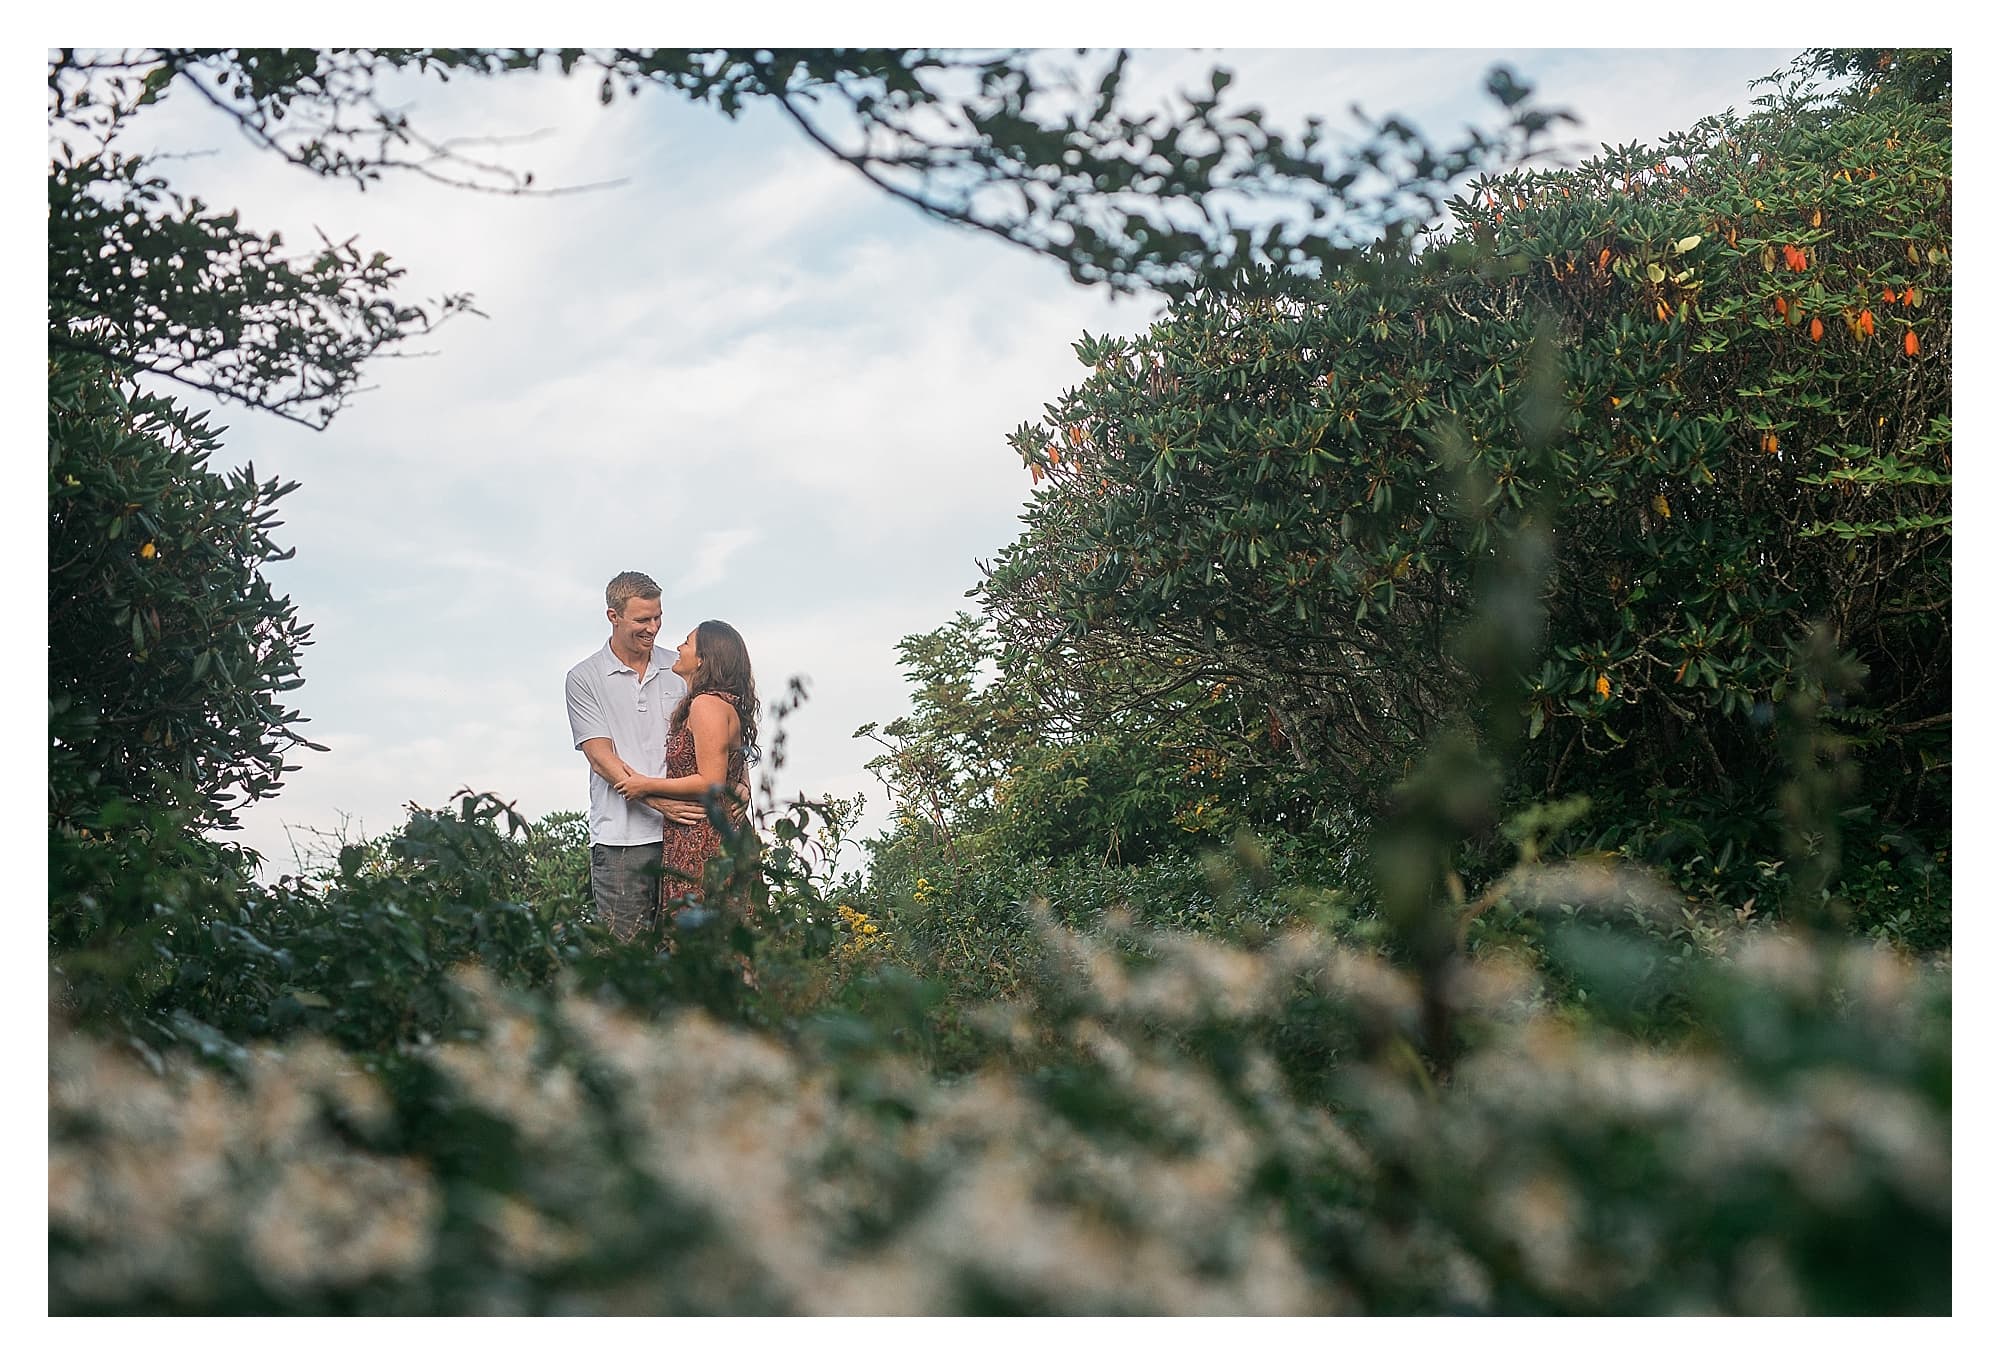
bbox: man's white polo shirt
[565,642,688,847]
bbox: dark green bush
[48,353,318,833]
[977,53,1950,909]
[50,791,790,1066]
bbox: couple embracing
[564,571,758,941]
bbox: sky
[46,46,1828,880]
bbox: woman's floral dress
[659,689,746,912]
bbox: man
[564,571,701,941]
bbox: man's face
[608,596,663,656]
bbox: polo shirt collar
[601,641,671,678]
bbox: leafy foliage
[52,47,1574,298]
[48,353,319,833]
[49,56,479,430]
[51,789,796,1069]
[978,54,1950,904]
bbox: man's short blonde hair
[605,571,662,615]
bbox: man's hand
[649,796,708,825]
[646,784,753,826]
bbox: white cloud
[680,528,762,593]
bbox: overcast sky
[56,46,1830,881]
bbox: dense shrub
[48,353,318,833]
[978,52,1950,906]
[49,792,785,1068]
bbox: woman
[612,619,758,914]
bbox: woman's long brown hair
[669,619,759,774]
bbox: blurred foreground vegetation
[48,792,1951,1313]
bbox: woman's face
[672,628,700,678]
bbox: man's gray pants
[590,841,663,942]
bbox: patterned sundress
[659,689,747,911]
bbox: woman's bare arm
[612,695,740,800]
